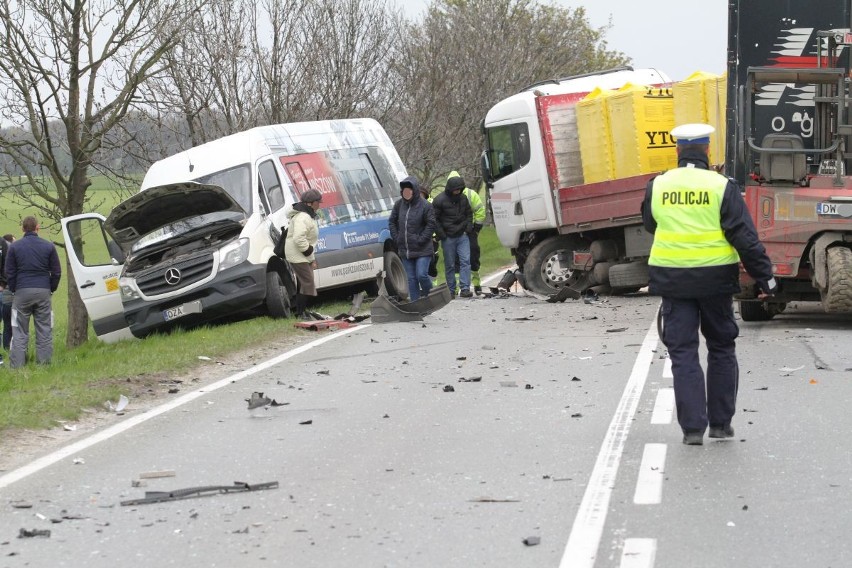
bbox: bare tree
[388,0,629,192]
[0,0,205,347]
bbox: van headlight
[219,238,250,271]
[120,279,139,300]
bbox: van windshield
[194,164,252,212]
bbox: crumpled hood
[105,182,245,250]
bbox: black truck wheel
[823,247,852,312]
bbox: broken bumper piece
[120,481,279,506]
[370,283,452,323]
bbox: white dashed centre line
[620,538,657,568]
[559,319,659,568]
[633,443,667,505]
[650,387,675,425]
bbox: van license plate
[163,300,202,322]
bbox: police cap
[671,123,714,145]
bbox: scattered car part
[120,481,279,506]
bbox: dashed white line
[633,443,667,505]
[650,387,674,425]
[559,319,659,568]
[620,538,657,568]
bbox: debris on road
[523,536,541,546]
[778,365,805,376]
[469,497,520,503]
[525,384,534,390]
[606,327,628,333]
[10,502,32,509]
[106,395,129,413]
[18,528,50,538]
[72,457,85,465]
[139,470,176,480]
[299,420,313,425]
[499,381,518,388]
[443,385,455,392]
[316,370,330,375]
[458,377,482,383]
[246,392,288,410]
[120,481,279,506]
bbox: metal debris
[523,536,541,546]
[120,481,279,506]
[299,420,313,425]
[139,470,176,479]
[606,327,628,333]
[443,385,455,392]
[18,528,50,538]
[458,377,482,383]
[246,392,288,410]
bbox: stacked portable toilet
[608,83,678,178]
[673,71,727,166]
[576,87,616,183]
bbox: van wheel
[265,271,292,318]
[383,251,409,300]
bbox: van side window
[486,123,530,180]
[258,160,285,212]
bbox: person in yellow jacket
[285,189,323,318]
[446,171,486,294]
[642,123,776,446]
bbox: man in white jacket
[285,189,323,318]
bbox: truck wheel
[823,247,852,312]
[523,236,584,295]
[384,251,410,300]
[608,261,649,289]
[265,271,292,318]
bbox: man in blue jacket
[388,176,436,301]
[5,216,61,368]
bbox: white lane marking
[650,387,674,425]
[620,538,657,568]
[560,319,658,568]
[663,356,672,379]
[633,443,667,505]
[0,326,366,490]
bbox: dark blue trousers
[660,295,739,433]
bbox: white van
[62,119,409,342]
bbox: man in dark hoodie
[388,176,436,300]
[432,175,473,297]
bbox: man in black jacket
[388,176,436,300]
[6,216,61,368]
[432,175,473,297]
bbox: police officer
[641,123,777,446]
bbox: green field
[0,182,512,432]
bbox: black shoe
[682,431,704,445]
[708,424,735,438]
[474,286,482,295]
[460,289,473,298]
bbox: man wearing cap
[642,123,777,446]
[285,189,323,318]
[388,175,436,300]
[432,174,473,297]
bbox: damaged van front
[62,181,290,341]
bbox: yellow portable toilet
[673,71,727,166]
[576,87,615,183]
[609,83,677,178]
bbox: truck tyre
[608,261,649,289]
[523,236,585,295]
[383,251,410,300]
[265,271,292,318]
[822,247,852,312]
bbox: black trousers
[660,294,739,433]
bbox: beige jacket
[284,206,318,264]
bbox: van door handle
[80,281,95,289]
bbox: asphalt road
[1,291,851,568]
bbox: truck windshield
[194,164,252,213]
[485,123,531,180]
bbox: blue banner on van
[315,217,390,253]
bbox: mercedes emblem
[164,267,182,286]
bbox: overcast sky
[397,0,728,82]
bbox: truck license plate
[817,202,838,215]
[163,300,202,322]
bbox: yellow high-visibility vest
[648,167,739,267]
